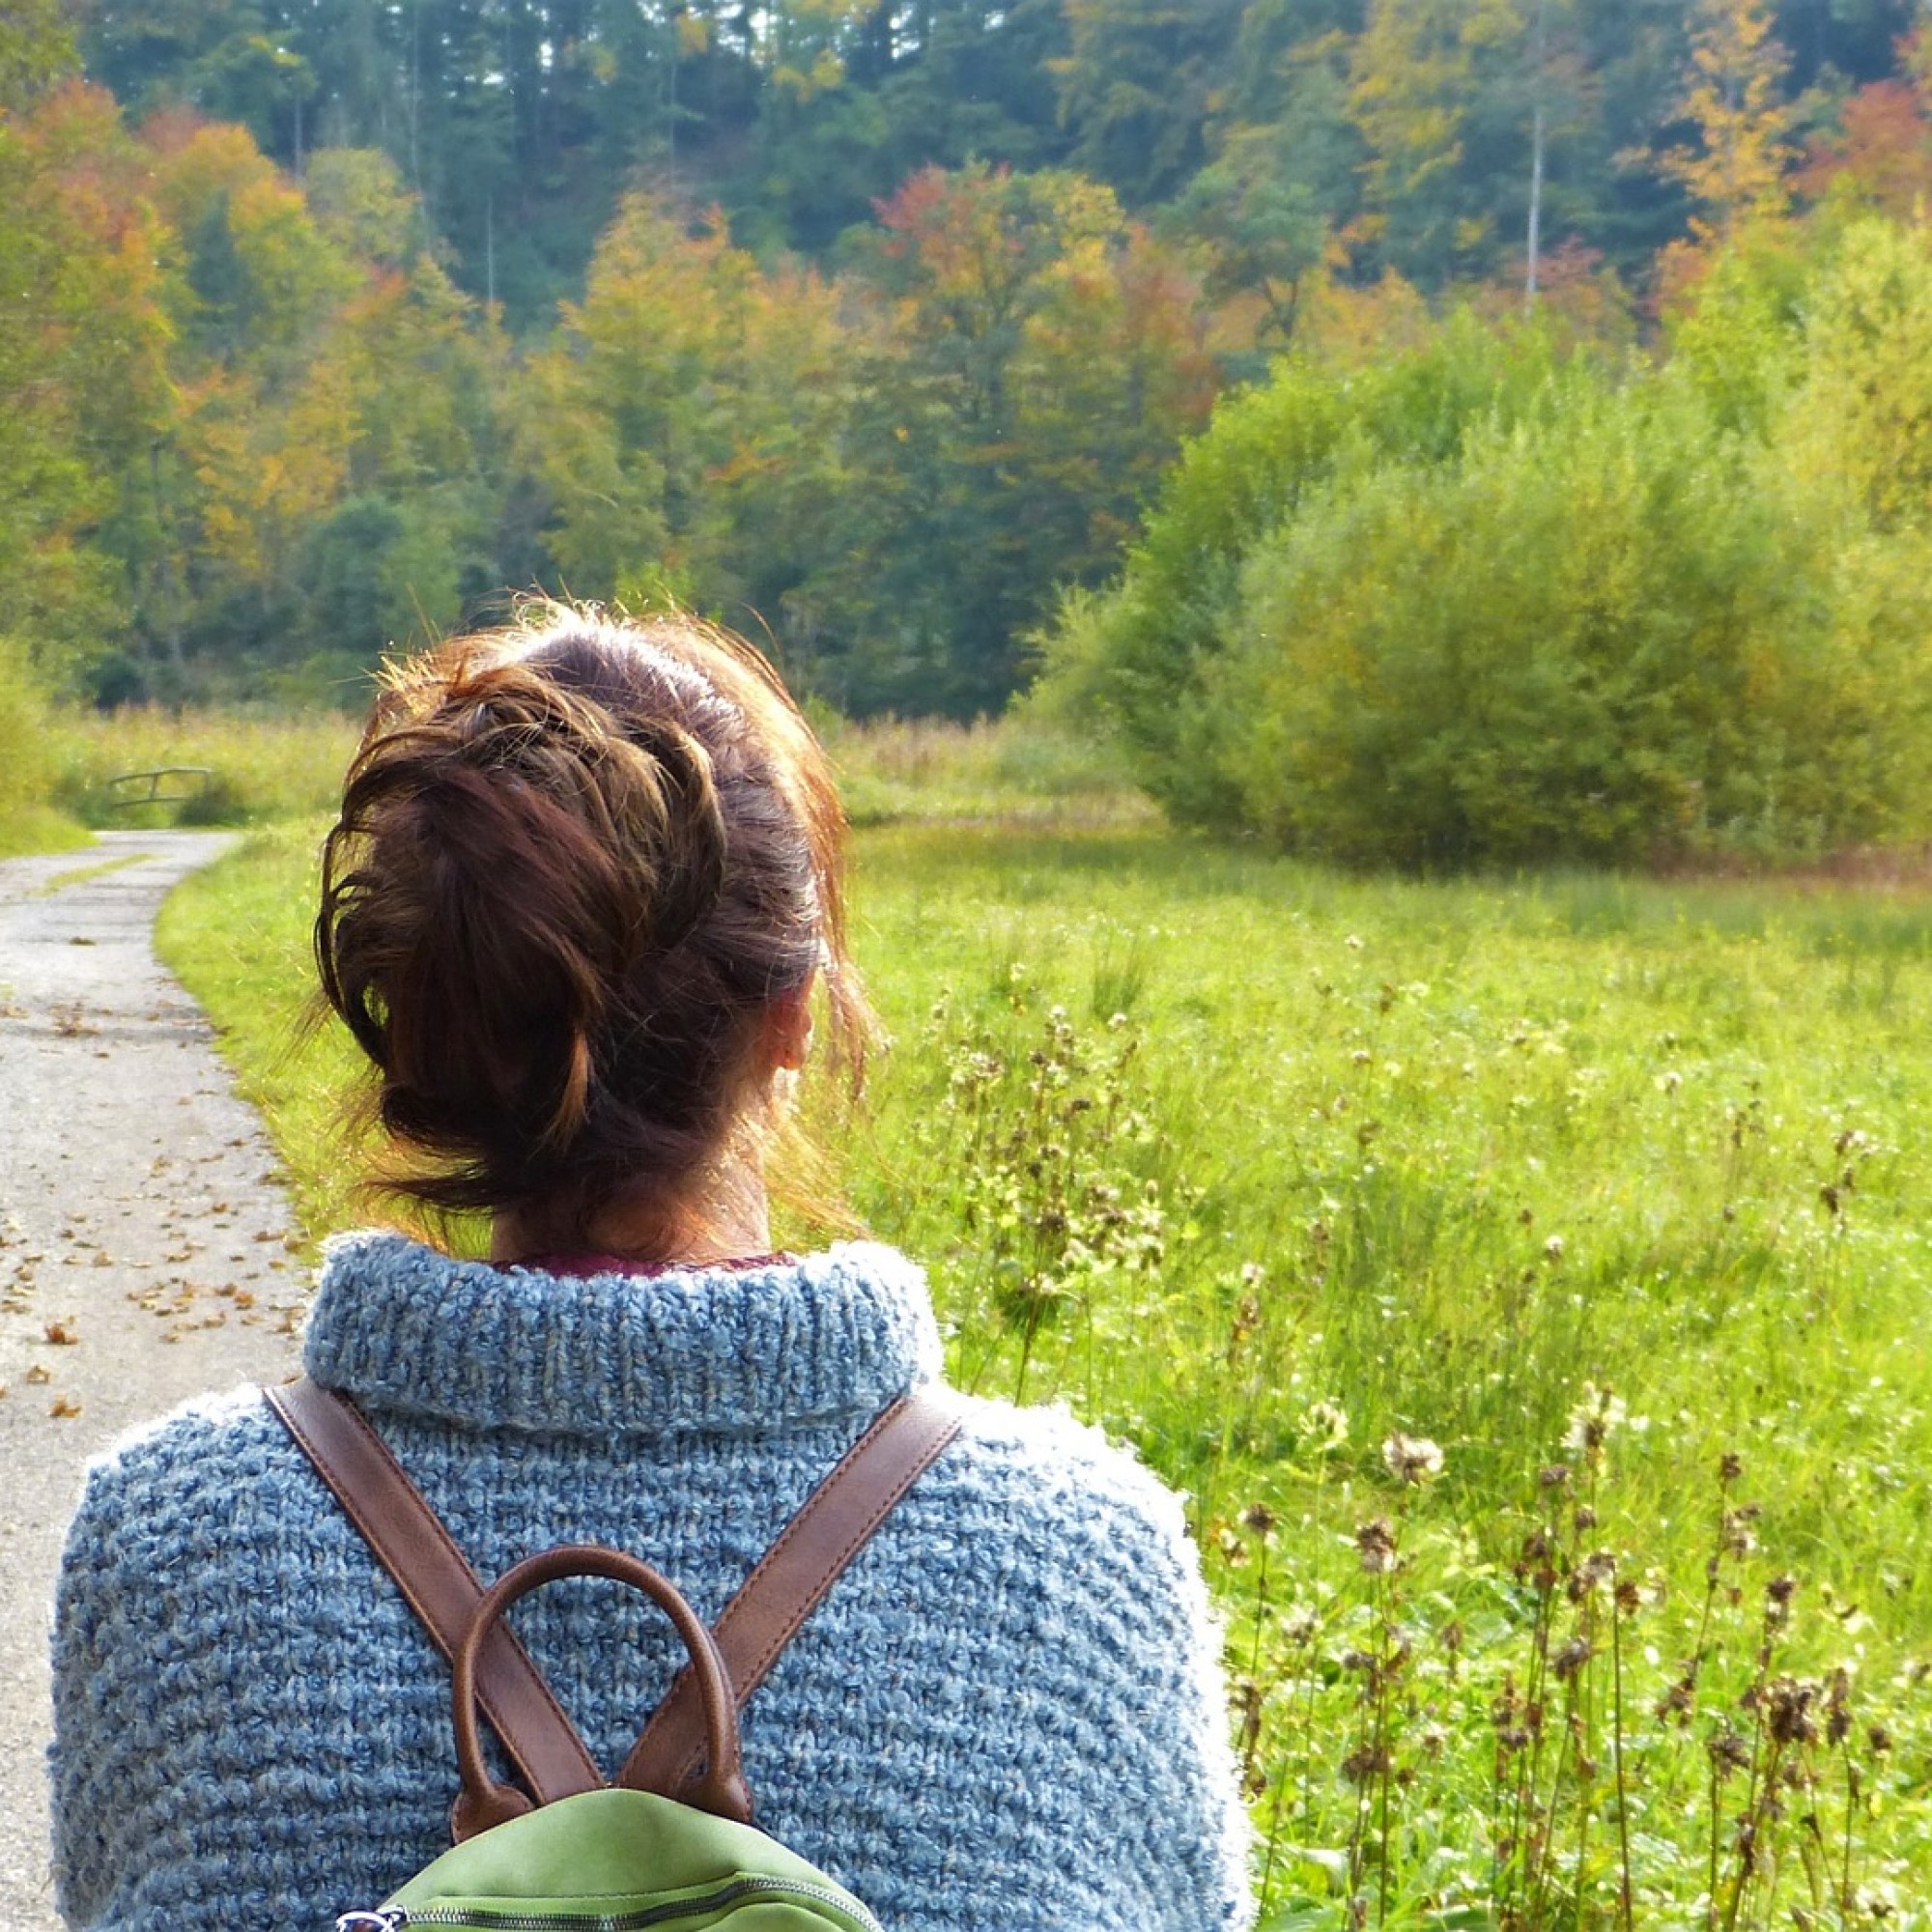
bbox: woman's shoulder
[947,1389,1183,1502]
[62,1383,297,1548]
[922,1387,1202,1582]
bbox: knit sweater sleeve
[912,1401,1257,1932]
[48,1391,335,1931]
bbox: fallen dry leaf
[24,1364,51,1384]
[43,1320,79,1345]
[49,1396,82,1417]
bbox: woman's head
[315,607,867,1248]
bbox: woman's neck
[489,1158,773,1270]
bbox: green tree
[1054,0,1247,207]
[1346,0,1531,281]
[1212,370,1932,865]
[814,163,1215,714]
[1782,215,1932,530]
[0,82,173,684]
[0,0,76,112]
[1175,32,1361,354]
[1033,317,1572,823]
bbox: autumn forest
[5,0,1932,745]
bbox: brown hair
[315,607,868,1242]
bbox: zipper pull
[335,1912,405,1932]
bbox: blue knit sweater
[50,1236,1254,1930]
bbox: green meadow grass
[0,805,92,860]
[159,807,1932,1925]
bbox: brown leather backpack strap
[619,1383,966,1802]
[264,1377,603,1809]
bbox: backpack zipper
[341,1874,886,1931]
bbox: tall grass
[837,830,1932,1923]
[810,709,1154,830]
[9,705,1137,841]
[0,640,91,857]
[48,705,361,828]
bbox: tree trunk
[1525,0,1548,308]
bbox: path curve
[0,830,304,1931]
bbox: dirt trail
[0,830,304,1931]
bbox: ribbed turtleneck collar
[301,1233,944,1435]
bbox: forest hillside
[8,1,1932,781]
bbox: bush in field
[1042,219,1932,867]
[1033,317,1577,829]
[1782,214,1932,531]
[1211,376,1932,867]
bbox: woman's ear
[762,980,815,1074]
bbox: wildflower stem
[1257,1770,1288,1920]
[1838,1743,1855,1928]
[1707,1753,1722,1932]
[1377,1569,1395,1927]
[1611,1591,1634,1932]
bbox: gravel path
[0,831,305,1931]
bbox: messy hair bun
[315,609,867,1237]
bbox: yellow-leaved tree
[1659,0,1794,246]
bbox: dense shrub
[1034,316,1579,827]
[1040,219,1932,868]
[1212,377,1932,866]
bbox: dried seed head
[1708,1728,1751,1777]
[1764,1676,1820,1747]
[1239,1502,1277,1536]
[1231,1675,1263,1726]
[1722,1507,1760,1559]
[1341,1745,1394,1785]
[1380,1432,1445,1485]
[1563,1382,1626,1457]
[1355,1518,1400,1575]
[1538,1463,1572,1490]
[1553,1637,1595,1682]
[1720,1452,1745,1486]
[1577,1550,1618,1595]
[1491,1675,1522,1729]
[1827,1669,1853,1747]
[1304,1399,1350,1451]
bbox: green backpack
[268,1377,962,1932]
